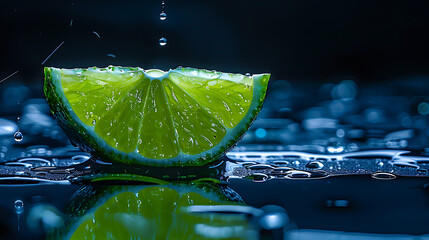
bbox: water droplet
[245,73,251,77]
[258,206,289,230]
[255,128,267,138]
[92,119,96,125]
[159,37,167,46]
[160,12,167,20]
[326,138,344,153]
[306,161,324,169]
[272,161,289,166]
[325,200,349,208]
[247,164,274,170]
[371,172,396,180]
[250,173,269,182]
[14,200,24,215]
[14,131,23,142]
[285,170,311,179]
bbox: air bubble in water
[326,138,344,153]
[160,12,167,20]
[14,131,23,142]
[306,161,324,169]
[159,37,167,46]
[92,119,96,125]
[14,200,24,215]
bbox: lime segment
[44,66,270,166]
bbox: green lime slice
[67,185,250,240]
[44,66,270,166]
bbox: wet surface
[1,78,429,239]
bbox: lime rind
[44,66,270,166]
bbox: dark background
[1,0,429,91]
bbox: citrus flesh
[68,185,251,240]
[44,66,270,166]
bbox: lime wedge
[44,66,270,166]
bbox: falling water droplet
[14,200,24,215]
[14,131,23,142]
[14,200,24,231]
[160,12,167,20]
[326,138,344,153]
[159,37,167,46]
[306,161,324,169]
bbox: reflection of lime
[68,185,251,239]
[44,67,270,166]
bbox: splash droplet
[14,131,23,142]
[160,12,167,20]
[14,200,24,215]
[159,37,167,46]
[326,138,344,153]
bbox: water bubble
[255,128,267,139]
[250,173,269,182]
[159,37,167,46]
[245,73,251,77]
[92,119,96,125]
[14,131,23,142]
[326,138,344,153]
[418,102,429,115]
[347,143,359,152]
[247,164,274,170]
[285,170,311,179]
[14,200,24,215]
[258,205,289,230]
[306,161,324,169]
[160,12,167,20]
[371,172,396,180]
